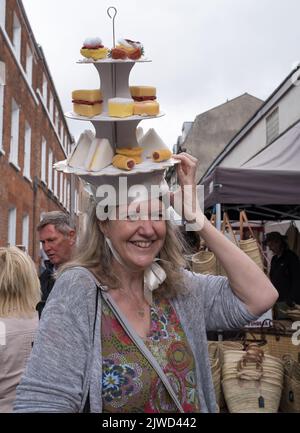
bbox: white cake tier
[77,57,151,64]
[54,157,179,177]
[65,111,165,122]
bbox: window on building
[26,45,33,86]
[22,214,29,253]
[42,74,48,106]
[54,160,58,197]
[54,105,59,131]
[60,125,64,144]
[48,150,53,190]
[49,93,54,121]
[8,207,16,246]
[0,0,6,29]
[266,107,279,145]
[41,138,47,183]
[60,172,64,203]
[67,181,70,211]
[9,98,20,167]
[23,121,31,180]
[74,189,79,215]
[64,178,67,208]
[0,61,5,153]
[13,13,21,62]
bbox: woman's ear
[98,220,109,238]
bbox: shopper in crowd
[0,247,40,413]
[36,211,76,317]
[265,231,300,317]
[14,153,278,413]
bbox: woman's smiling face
[101,199,167,271]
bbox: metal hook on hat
[107,6,117,48]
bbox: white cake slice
[139,128,169,159]
[68,130,95,169]
[87,138,114,171]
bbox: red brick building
[0,0,82,261]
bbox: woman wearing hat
[14,153,278,413]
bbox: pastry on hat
[115,38,144,60]
[133,101,160,116]
[130,86,157,101]
[112,154,135,171]
[80,37,109,60]
[116,147,143,164]
[72,89,103,117]
[139,128,169,159]
[152,149,172,162]
[108,98,134,118]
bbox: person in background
[265,231,300,317]
[0,247,41,413]
[36,211,76,317]
[14,154,278,413]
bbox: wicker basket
[207,342,222,408]
[280,355,300,413]
[192,250,217,275]
[246,321,300,363]
[239,238,264,271]
[222,346,284,413]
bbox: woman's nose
[138,220,156,236]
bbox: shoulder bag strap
[101,290,185,413]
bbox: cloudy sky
[22,0,300,148]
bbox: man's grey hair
[37,211,76,236]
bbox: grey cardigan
[14,267,257,413]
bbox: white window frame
[67,181,70,211]
[41,138,47,183]
[48,149,53,191]
[54,159,58,197]
[12,13,21,62]
[22,214,29,253]
[0,0,6,30]
[42,74,48,106]
[26,45,33,86]
[0,61,5,153]
[8,207,16,247]
[9,98,20,169]
[49,93,54,121]
[64,178,67,208]
[23,121,32,180]
[60,172,64,203]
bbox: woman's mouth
[130,240,153,249]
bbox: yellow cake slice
[133,101,160,116]
[108,98,134,118]
[72,89,103,117]
[130,86,156,99]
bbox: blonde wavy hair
[0,247,41,317]
[60,202,191,298]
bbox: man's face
[39,224,75,267]
[266,239,282,255]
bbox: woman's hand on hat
[171,153,205,231]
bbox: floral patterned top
[101,294,200,413]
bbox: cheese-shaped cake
[133,101,160,116]
[72,89,103,117]
[108,98,134,118]
[87,138,114,171]
[130,86,156,101]
[68,130,94,169]
[139,128,169,159]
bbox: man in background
[36,211,76,317]
[265,231,300,318]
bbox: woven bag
[192,250,217,275]
[222,345,284,413]
[280,355,300,413]
[207,342,222,408]
[246,320,300,363]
